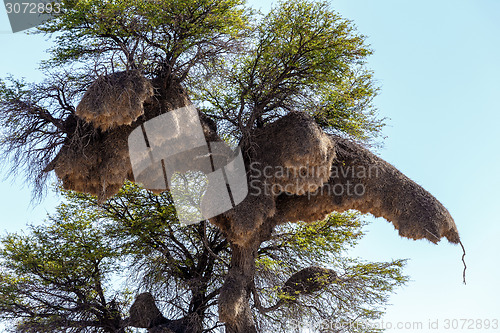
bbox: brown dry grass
[223,111,459,245]
[224,112,335,244]
[282,266,338,297]
[76,70,154,131]
[272,136,460,244]
[54,123,133,202]
[50,77,193,202]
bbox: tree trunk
[219,242,259,333]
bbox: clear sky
[1,1,499,332]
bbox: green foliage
[0,184,406,332]
[191,0,383,142]
[38,0,249,76]
[0,201,127,332]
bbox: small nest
[332,138,461,244]
[76,70,154,131]
[251,111,335,195]
[282,267,338,297]
[129,292,166,329]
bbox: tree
[0,0,460,332]
[0,184,407,332]
[0,200,127,332]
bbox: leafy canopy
[0,184,407,332]
[191,0,383,141]
[39,0,248,78]
[0,0,384,197]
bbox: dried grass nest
[224,111,336,243]
[49,72,191,202]
[76,70,154,131]
[221,111,460,246]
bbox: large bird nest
[52,120,134,202]
[271,137,460,244]
[47,75,192,202]
[251,111,335,196]
[224,112,336,244]
[76,70,154,131]
[218,112,460,246]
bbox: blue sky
[1,1,499,332]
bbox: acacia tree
[0,200,127,332]
[0,0,460,332]
[0,184,407,333]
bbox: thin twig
[202,221,230,267]
[459,240,467,285]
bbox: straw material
[272,137,460,244]
[76,70,154,131]
[50,77,193,202]
[218,270,248,324]
[221,111,459,245]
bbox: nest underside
[222,112,460,245]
